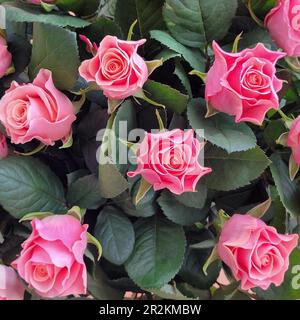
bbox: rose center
[33,264,49,282]
[261,255,270,267]
[244,70,264,88]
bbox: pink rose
[0,68,76,145]
[287,115,300,163]
[12,215,88,298]
[128,129,212,195]
[205,41,285,125]
[0,36,12,79]
[0,265,24,300]
[218,214,299,290]
[0,132,8,159]
[265,0,300,57]
[79,35,148,100]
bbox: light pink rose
[0,36,12,79]
[0,132,8,159]
[12,215,88,298]
[0,68,76,145]
[205,41,285,125]
[218,214,299,290]
[265,0,300,57]
[287,115,300,163]
[128,129,212,195]
[79,35,148,100]
[0,265,24,300]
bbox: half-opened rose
[287,115,300,164]
[0,265,24,300]
[79,35,148,101]
[128,129,212,195]
[218,214,299,290]
[205,41,285,125]
[0,68,76,145]
[0,35,12,79]
[12,215,88,298]
[265,0,300,57]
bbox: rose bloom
[0,35,12,79]
[265,0,300,57]
[0,68,76,145]
[128,129,212,195]
[0,265,24,300]
[205,41,285,125]
[0,132,8,159]
[287,115,300,164]
[218,214,299,290]
[12,215,88,298]
[79,35,148,100]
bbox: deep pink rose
[0,36,12,79]
[0,265,24,300]
[79,35,148,100]
[0,133,8,159]
[287,115,300,163]
[205,41,285,125]
[218,214,299,290]
[128,129,212,195]
[0,68,76,145]
[265,0,300,57]
[12,215,88,298]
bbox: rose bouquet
[0,0,300,301]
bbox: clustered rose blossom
[0,68,76,145]
[205,42,285,125]
[0,35,12,80]
[128,129,212,195]
[287,115,300,164]
[79,35,148,101]
[12,215,88,298]
[0,265,24,300]
[218,214,299,290]
[265,0,300,57]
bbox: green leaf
[94,206,135,265]
[213,282,251,300]
[125,217,186,289]
[269,154,300,217]
[163,0,238,48]
[187,99,256,153]
[158,190,209,226]
[79,16,122,46]
[98,163,129,199]
[204,146,270,191]
[0,157,67,218]
[175,182,207,209]
[67,174,105,209]
[143,80,189,114]
[56,0,100,16]
[179,246,221,289]
[150,30,205,71]
[4,3,90,28]
[254,248,300,300]
[151,283,195,300]
[29,23,80,90]
[88,265,124,300]
[115,0,165,38]
[174,59,192,96]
